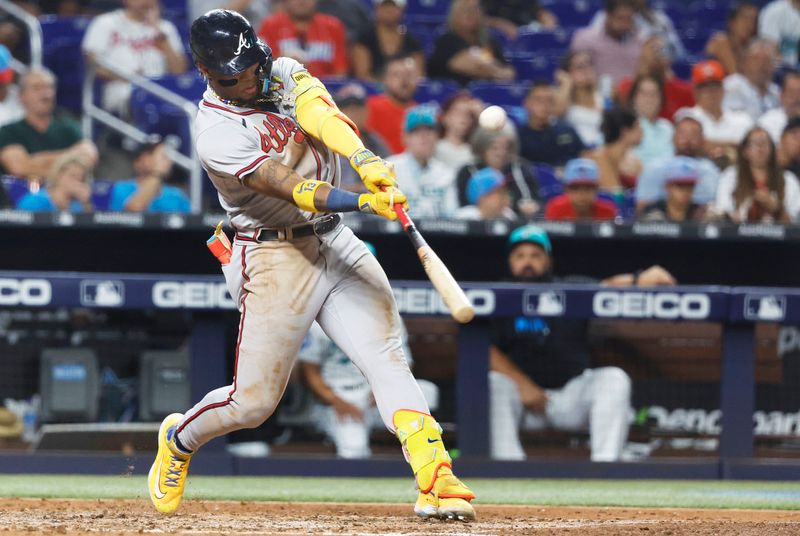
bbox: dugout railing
[0,271,798,480]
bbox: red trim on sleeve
[235,155,269,178]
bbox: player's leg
[488,371,527,460]
[315,227,475,520]
[149,239,327,514]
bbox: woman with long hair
[589,106,643,193]
[434,91,481,170]
[714,127,800,223]
[555,51,605,147]
[427,0,514,86]
[351,0,424,80]
[627,74,673,167]
[704,2,759,74]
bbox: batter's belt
[235,214,341,242]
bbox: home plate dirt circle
[0,499,798,535]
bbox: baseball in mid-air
[478,105,507,131]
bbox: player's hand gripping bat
[391,203,475,324]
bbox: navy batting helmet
[190,10,272,76]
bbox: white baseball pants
[175,224,429,451]
[489,367,632,462]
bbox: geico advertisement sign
[393,288,495,316]
[646,406,800,436]
[593,291,710,319]
[152,281,236,309]
[0,278,52,306]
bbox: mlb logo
[523,290,565,316]
[744,295,785,321]
[80,280,125,307]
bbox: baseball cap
[692,60,725,86]
[507,224,552,254]
[0,45,13,85]
[467,167,506,204]
[334,83,367,108]
[373,0,407,6]
[404,105,438,133]
[562,158,599,186]
[663,156,699,185]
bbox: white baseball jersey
[195,57,341,230]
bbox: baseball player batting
[147,9,475,521]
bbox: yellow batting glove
[349,149,398,193]
[358,187,408,221]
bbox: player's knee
[599,367,631,400]
[489,371,516,395]
[233,396,278,429]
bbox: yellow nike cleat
[432,467,476,521]
[148,413,192,515]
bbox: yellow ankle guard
[393,409,452,493]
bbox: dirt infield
[0,498,798,535]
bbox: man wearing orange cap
[674,59,753,164]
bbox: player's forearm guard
[292,179,326,212]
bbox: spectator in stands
[189,0,271,31]
[109,137,190,213]
[16,153,93,212]
[554,51,605,148]
[334,83,390,190]
[366,54,419,155]
[778,118,800,178]
[258,0,348,78]
[483,0,557,39]
[640,156,706,222]
[628,75,673,168]
[570,0,647,87]
[705,2,759,75]
[300,315,438,457]
[82,0,188,117]
[758,70,800,143]
[387,105,458,219]
[317,0,372,44]
[723,40,780,122]
[588,106,642,192]
[456,167,518,221]
[489,224,675,462]
[427,0,514,86]
[0,45,21,127]
[434,91,481,171]
[713,127,800,223]
[635,115,721,212]
[456,123,541,219]
[676,60,754,165]
[590,0,685,60]
[758,0,800,67]
[544,158,617,221]
[0,68,97,180]
[352,0,424,81]
[616,36,694,121]
[518,80,585,169]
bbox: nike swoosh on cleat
[154,459,167,499]
[427,438,442,444]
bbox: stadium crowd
[0,0,797,223]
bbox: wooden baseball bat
[393,205,475,324]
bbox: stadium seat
[1,176,31,204]
[543,0,601,28]
[40,16,92,115]
[405,0,450,19]
[508,29,572,58]
[468,82,529,108]
[414,79,461,105]
[512,55,560,83]
[320,77,381,97]
[90,180,114,211]
[533,163,563,200]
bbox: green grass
[0,476,799,510]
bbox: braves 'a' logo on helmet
[235,32,251,56]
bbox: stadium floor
[1,476,799,534]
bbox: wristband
[349,148,376,169]
[292,179,326,212]
[325,188,361,212]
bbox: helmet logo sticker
[235,32,251,55]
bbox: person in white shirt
[713,127,800,223]
[434,92,480,172]
[0,44,21,128]
[82,0,188,116]
[723,40,781,121]
[758,70,800,143]
[758,0,800,67]
[388,105,458,219]
[676,60,753,167]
